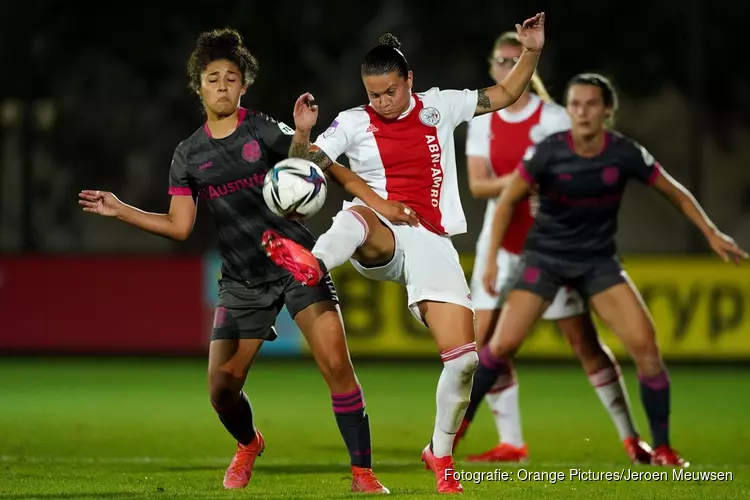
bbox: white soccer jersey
[314,87,478,236]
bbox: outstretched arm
[79,191,197,241]
[475,13,545,116]
[651,168,748,264]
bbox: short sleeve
[313,114,352,162]
[254,112,295,158]
[626,140,662,185]
[539,103,572,136]
[168,143,194,197]
[439,89,479,126]
[517,139,552,184]
[465,114,491,159]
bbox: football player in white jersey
[263,13,546,494]
[455,31,650,466]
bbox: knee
[209,369,245,408]
[626,328,662,374]
[320,349,355,384]
[445,349,479,384]
[488,330,521,360]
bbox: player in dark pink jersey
[469,73,748,467]
[455,32,649,465]
[262,13,546,494]
[79,28,390,494]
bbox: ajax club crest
[419,107,441,126]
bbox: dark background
[1,0,749,360]
[1,0,748,256]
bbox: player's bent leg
[415,300,477,494]
[292,297,389,494]
[262,206,395,286]
[556,312,650,464]
[589,277,688,468]
[208,338,267,489]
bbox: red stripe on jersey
[365,97,445,235]
[489,105,543,255]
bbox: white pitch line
[1,455,748,470]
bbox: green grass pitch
[1,358,748,499]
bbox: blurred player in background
[471,73,749,467]
[262,13,546,494]
[79,28,391,494]
[456,33,649,465]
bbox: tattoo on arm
[308,150,333,171]
[288,139,333,171]
[477,88,491,110]
[288,140,309,160]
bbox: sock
[464,346,511,424]
[312,210,368,271]
[589,365,638,441]
[486,372,524,447]
[432,342,479,457]
[332,385,372,468]
[638,369,671,448]
[212,391,256,446]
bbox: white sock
[312,210,368,271]
[485,374,524,447]
[432,343,479,458]
[589,365,638,441]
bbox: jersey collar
[203,107,247,138]
[498,93,541,123]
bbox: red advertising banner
[0,256,206,353]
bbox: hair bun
[378,33,401,50]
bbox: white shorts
[343,201,473,324]
[470,242,586,321]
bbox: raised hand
[78,190,123,217]
[293,92,319,133]
[516,12,545,52]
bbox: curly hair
[187,28,259,93]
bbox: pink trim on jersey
[168,186,192,196]
[566,130,611,157]
[518,164,535,184]
[203,107,248,138]
[648,162,662,185]
[364,96,446,235]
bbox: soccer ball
[262,158,328,219]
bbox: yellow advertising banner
[318,255,750,359]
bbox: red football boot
[652,445,689,467]
[466,442,528,463]
[261,229,323,286]
[421,445,463,494]
[223,430,265,489]
[351,466,390,494]
[624,437,653,464]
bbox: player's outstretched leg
[417,301,478,494]
[589,281,688,468]
[294,299,389,494]
[208,339,266,489]
[559,314,652,464]
[262,208,369,286]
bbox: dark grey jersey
[520,130,661,260]
[168,108,316,285]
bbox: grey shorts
[211,274,338,341]
[511,252,627,302]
